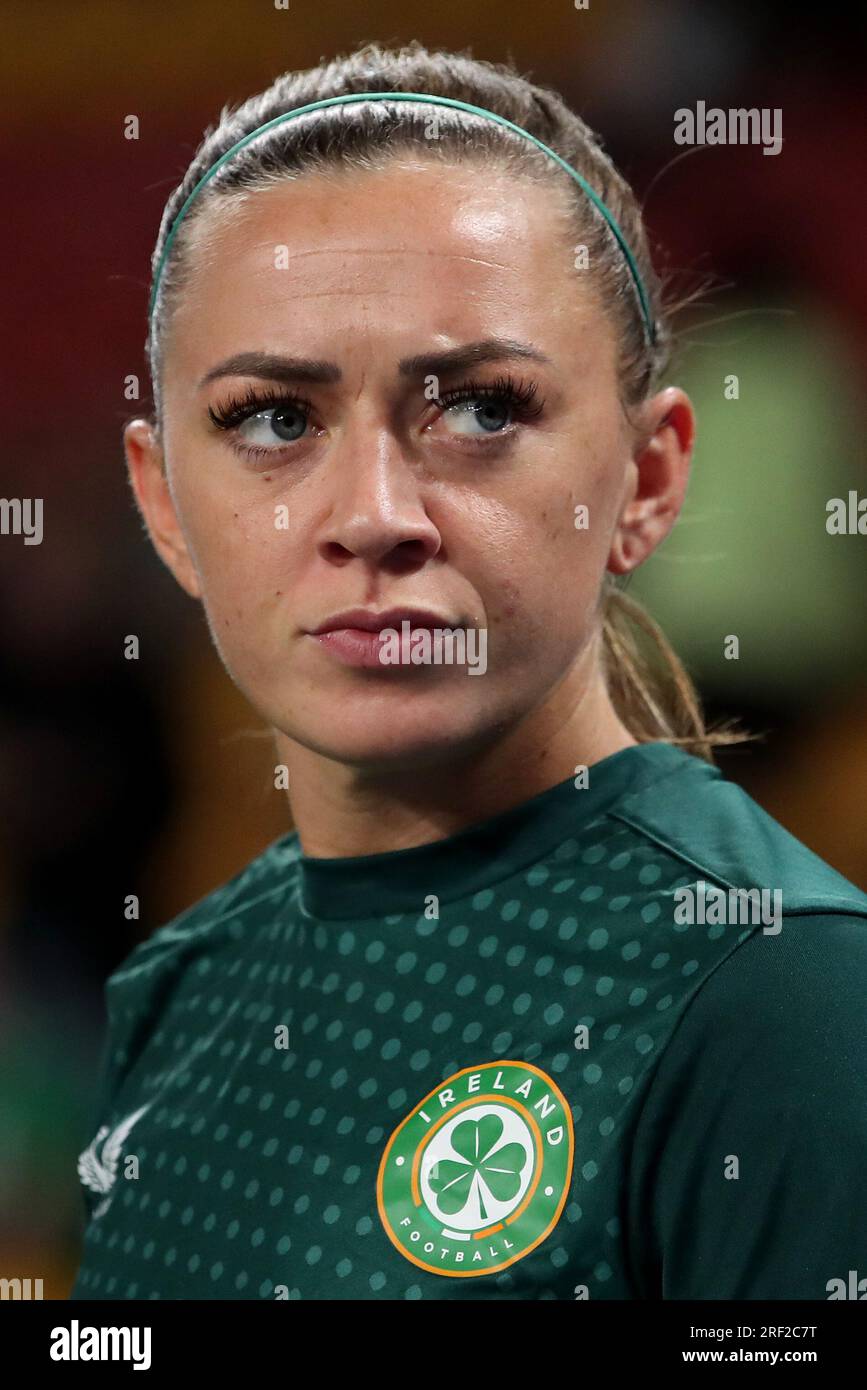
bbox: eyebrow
[198,338,553,390]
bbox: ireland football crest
[377,1060,574,1277]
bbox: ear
[124,418,202,599]
[607,386,695,575]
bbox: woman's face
[129,160,691,770]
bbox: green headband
[149,90,657,345]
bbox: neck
[275,647,637,858]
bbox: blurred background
[1,0,865,1297]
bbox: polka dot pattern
[70,749,779,1301]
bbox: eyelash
[433,374,545,421]
[206,373,546,458]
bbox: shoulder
[614,746,867,1109]
[611,742,867,920]
[605,750,867,1293]
[645,907,867,1089]
[126,830,300,957]
[626,907,867,1297]
[103,829,302,1028]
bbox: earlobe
[123,418,202,600]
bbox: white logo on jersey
[77,1105,150,1218]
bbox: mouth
[307,607,458,670]
[310,606,455,635]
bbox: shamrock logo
[429,1113,527,1222]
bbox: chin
[289,704,502,773]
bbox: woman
[72,41,867,1301]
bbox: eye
[434,375,544,442]
[206,372,545,463]
[207,388,313,453]
[237,403,308,448]
[442,394,512,436]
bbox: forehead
[166,160,611,372]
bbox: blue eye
[207,371,545,461]
[441,395,512,436]
[208,389,312,450]
[238,405,308,447]
[435,374,544,439]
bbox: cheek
[172,471,290,633]
[451,498,604,689]
[472,482,610,627]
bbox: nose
[315,421,442,572]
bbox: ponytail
[600,583,752,763]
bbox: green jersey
[71,742,867,1300]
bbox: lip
[307,606,460,670]
[309,606,455,635]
